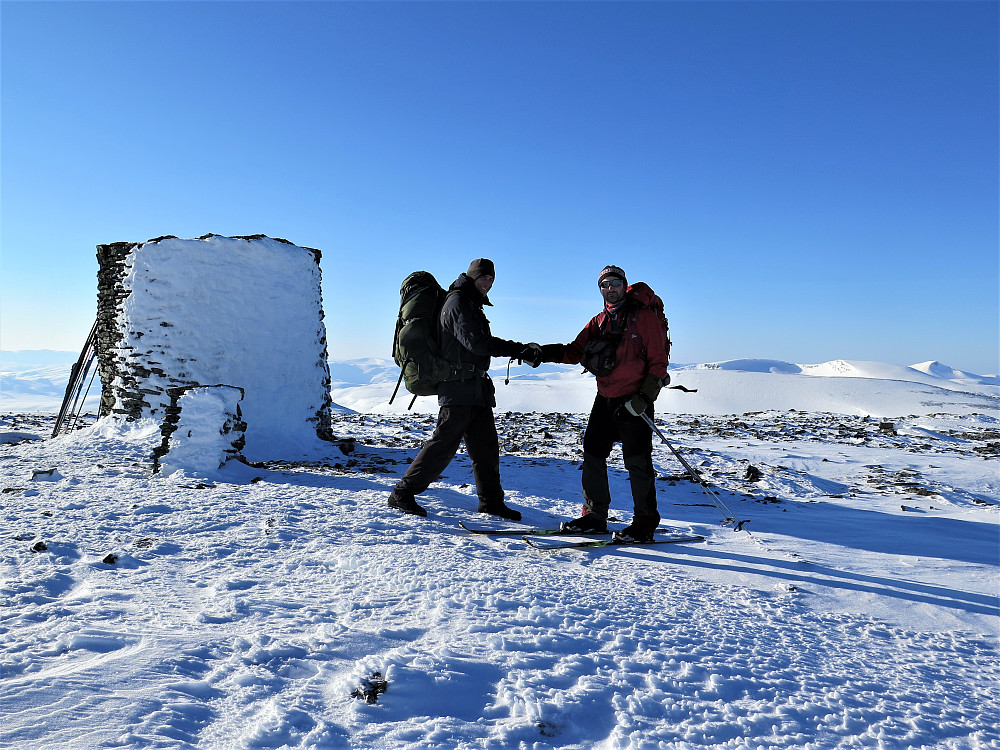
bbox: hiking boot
[613,519,657,544]
[560,514,609,534]
[387,490,427,517]
[478,501,522,522]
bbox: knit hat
[598,265,627,287]
[467,258,496,281]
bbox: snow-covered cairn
[152,385,247,474]
[94,234,335,461]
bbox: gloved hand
[518,343,542,368]
[539,343,566,363]
[623,392,652,417]
[623,374,667,417]
[640,373,665,401]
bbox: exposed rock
[351,672,388,704]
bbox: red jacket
[562,284,670,398]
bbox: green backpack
[390,271,465,401]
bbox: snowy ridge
[910,359,999,386]
[351,357,999,417]
[4,353,997,418]
[689,357,999,387]
[0,363,78,411]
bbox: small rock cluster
[350,672,388,704]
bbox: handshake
[513,342,566,369]
[514,343,566,367]
[516,343,543,368]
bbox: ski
[523,534,705,551]
[458,520,607,537]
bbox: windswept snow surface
[1,385,998,749]
[1,356,998,748]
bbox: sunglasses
[599,278,624,289]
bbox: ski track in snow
[0,410,997,749]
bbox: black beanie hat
[467,258,496,281]
[598,264,627,286]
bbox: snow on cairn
[151,385,246,475]
[94,234,334,461]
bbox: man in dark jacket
[387,259,541,520]
[538,264,670,542]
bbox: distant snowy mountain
[0,363,81,411]
[330,356,999,418]
[687,358,805,375]
[910,359,999,386]
[689,357,999,386]
[2,351,997,418]
[0,349,83,365]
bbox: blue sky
[2,1,997,374]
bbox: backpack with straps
[579,281,671,377]
[628,281,671,361]
[390,271,465,399]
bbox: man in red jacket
[539,265,670,542]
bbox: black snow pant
[394,404,504,506]
[581,394,660,526]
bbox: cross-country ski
[457,520,592,536]
[523,533,706,551]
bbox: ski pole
[389,368,405,405]
[641,412,749,531]
[641,413,705,483]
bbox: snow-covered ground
[1,354,998,749]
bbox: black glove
[518,343,542,368]
[623,374,666,417]
[539,343,566,363]
[623,392,653,417]
[639,373,664,401]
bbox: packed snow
[1,354,997,749]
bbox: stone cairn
[95,234,331,422]
[94,234,337,464]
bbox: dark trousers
[395,405,504,506]
[581,394,659,524]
